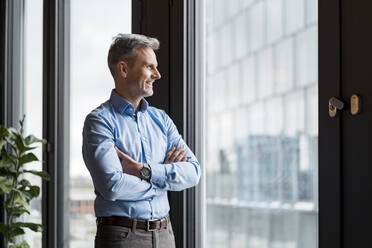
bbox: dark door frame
[319,0,342,247]
[340,0,372,246]
[132,0,197,247]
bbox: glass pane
[69,1,131,247]
[204,0,318,247]
[23,0,43,247]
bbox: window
[201,0,318,247]
[18,0,43,246]
[69,1,131,247]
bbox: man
[82,33,201,248]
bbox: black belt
[96,215,169,231]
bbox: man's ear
[117,61,129,78]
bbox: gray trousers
[95,221,176,248]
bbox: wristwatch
[140,163,151,181]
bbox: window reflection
[204,0,318,247]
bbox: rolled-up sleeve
[82,113,157,201]
[149,111,201,191]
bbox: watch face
[141,165,151,179]
[141,168,151,177]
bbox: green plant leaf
[0,125,8,135]
[0,155,13,168]
[13,191,28,206]
[22,170,50,181]
[19,153,39,165]
[8,227,25,239]
[8,143,18,153]
[9,240,30,248]
[24,135,45,146]
[20,190,33,203]
[16,185,40,202]
[23,146,38,153]
[13,222,43,232]
[0,176,13,194]
[0,222,8,236]
[10,130,22,141]
[7,206,30,218]
[18,179,31,187]
[8,127,18,134]
[0,125,46,244]
[4,129,17,151]
[0,167,17,177]
[27,185,40,198]
[5,198,11,208]
[25,146,37,152]
[0,126,11,146]
[15,135,27,154]
[0,139,6,152]
[9,130,36,155]
[0,149,17,166]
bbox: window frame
[42,0,70,247]
[0,1,8,247]
[193,0,205,247]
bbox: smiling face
[120,46,161,100]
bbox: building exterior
[204,0,318,247]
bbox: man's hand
[115,147,143,178]
[164,146,187,164]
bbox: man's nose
[153,68,161,80]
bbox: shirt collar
[109,89,149,115]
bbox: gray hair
[107,33,160,77]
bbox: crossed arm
[115,146,187,178]
[82,112,201,201]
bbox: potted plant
[0,116,50,248]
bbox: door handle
[329,94,361,117]
[329,97,344,117]
[350,94,361,115]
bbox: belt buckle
[146,220,154,232]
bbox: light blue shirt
[82,89,201,220]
